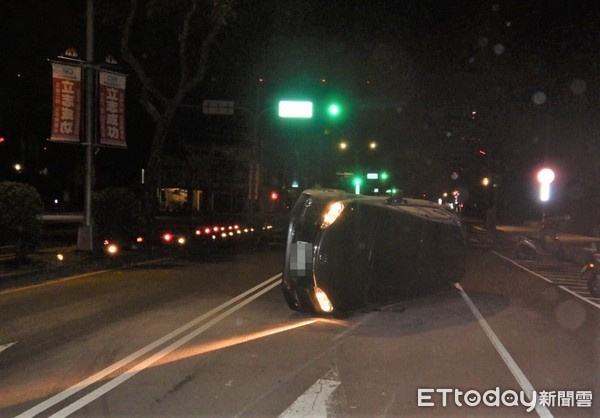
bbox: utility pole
[77,0,95,251]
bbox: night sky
[1,1,599,230]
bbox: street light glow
[537,168,555,202]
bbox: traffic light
[327,103,341,117]
[380,171,389,181]
[270,191,279,201]
[352,176,362,195]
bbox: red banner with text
[50,63,82,142]
[98,70,127,148]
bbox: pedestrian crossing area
[493,250,600,309]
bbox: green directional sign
[278,101,313,118]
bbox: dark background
[1,0,599,232]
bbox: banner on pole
[98,70,127,148]
[50,63,82,142]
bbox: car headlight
[321,201,345,229]
[314,287,334,313]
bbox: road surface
[0,246,598,417]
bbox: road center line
[456,284,553,418]
[16,273,282,418]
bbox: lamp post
[77,0,95,251]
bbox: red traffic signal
[270,191,279,201]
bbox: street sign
[202,100,234,115]
[278,101,313,118]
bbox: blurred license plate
[290,241,313,276]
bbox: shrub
[0,181,43,261]
[93,187,144,245]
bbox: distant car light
[136,236,144,243]
[162,233,173,242]
[314,287,334,313]
[321,202,345,228]
[56,253,64,261]
[205,228,212,234]
[195,229,202,235]
[177,237,186,245]
[107,244,119,255]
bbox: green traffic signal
[380,172,389,181]
[327,103,341,117]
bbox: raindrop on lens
[493,44,505,55]
[532,91,547,105]
[569,79,587,95]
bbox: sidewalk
[0,244,170,293]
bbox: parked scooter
[580,250,600,297]
[514,226,564,260]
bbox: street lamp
[537,168,555,202]
[537,167,555,228]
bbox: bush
[93,187,144,245]
[0,181,43,261]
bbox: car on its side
[282,189,467,314]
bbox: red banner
[98,70,127,148]
[50,63,82,142]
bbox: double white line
[17,273,282,418]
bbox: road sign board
[202,100,234,115]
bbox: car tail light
[321,202,345,229]
[162,233,173,242]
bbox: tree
[119,0,234,226]
[0,182,43,263]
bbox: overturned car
[282,189,467,314]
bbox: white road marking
[279,368,342,418]
[559,286,600,309]
[491,251,553,283]
[0,341,17,354]
[492,250,600,310]
[457,284,553,418]
[16,273,282,418]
